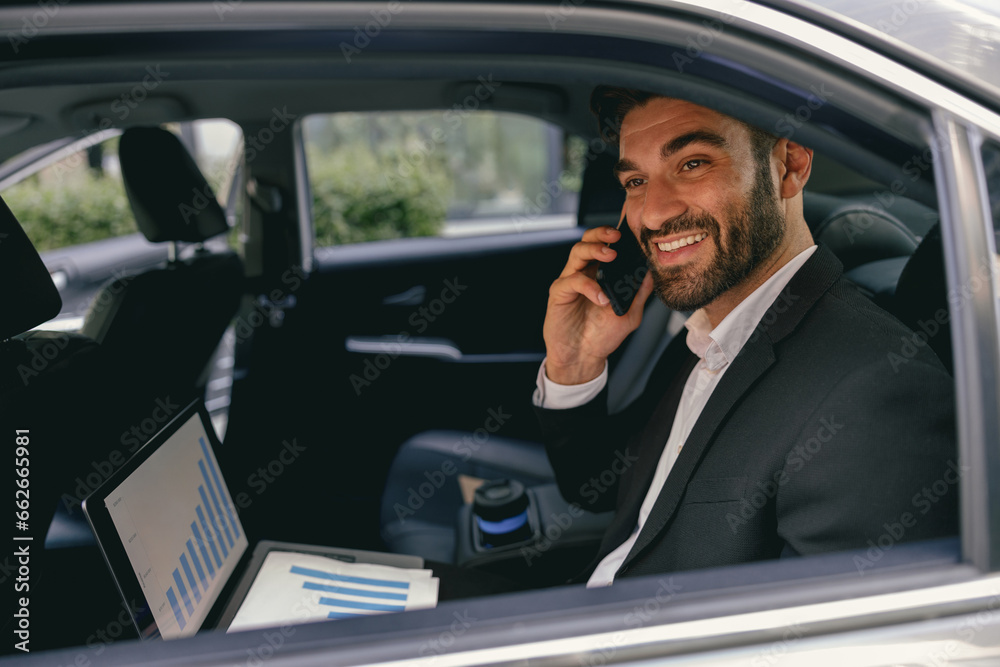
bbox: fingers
[625,270,655,325]
[581,225,621,244]
[559,226,622,278]
[550,271,611,308]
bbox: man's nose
[637,180,686,231]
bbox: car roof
[761,0,1000,107]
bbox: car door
[222,107,597,547]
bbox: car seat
[80,126,244,405]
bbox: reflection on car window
[981,140,1000,250]
[302,111,586,245]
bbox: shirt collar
[684,245,817,370]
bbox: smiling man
[534,87,957,586]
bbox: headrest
[0,197,61,340]
[804,192,919,271]
[119,127,229,244]
[578,150,624,229]
[892,224,951,374]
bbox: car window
[1,119,243,328]
[301,111,586,245]
[982,140,1000,248]
[3,134,134,254]
[3,120,242,253]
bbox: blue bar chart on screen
[105,415,248,639]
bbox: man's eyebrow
[613,130,730,177]
[613,158,638,177]
[660,130,729,159]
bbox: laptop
[82,399,430,640]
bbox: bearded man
[534,88,957,585]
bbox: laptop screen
[101,409,248,639]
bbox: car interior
[0,5,971,659]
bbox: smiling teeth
[658,233,707,253]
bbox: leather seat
[803,191,920,271]
[891,224,952,374]
[0,196,139,648]
[80,126,244,404]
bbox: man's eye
[681,159,707,171]
[621,177,644,190]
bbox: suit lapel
[619,336,776,569]
[596,342,697,559]
[617,245,844,572]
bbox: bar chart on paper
[227,551,439,632]
[105,414,248,639]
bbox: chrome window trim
[932,114,1000,572]
[292,117,314,276]
[348,573,1000,667]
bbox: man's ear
[775,139,813,199]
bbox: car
[0,0,999,664]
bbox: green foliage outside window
[308,146,450,246]
[6,168,135,253]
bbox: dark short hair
[590,85,777,165]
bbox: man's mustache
[639,213,721,247]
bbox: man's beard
[638,167,785,312]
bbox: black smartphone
[595,217,650,316]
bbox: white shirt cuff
[532,358,609,410]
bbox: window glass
[1,119,243,328]
[981,140,1000,249]
[302,111,585,246]
[4,134,133,253]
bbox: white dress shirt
[532,245,817,587]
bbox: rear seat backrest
[803,191,920,271]
[81,126,244,404]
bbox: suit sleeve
[776,355,958,557]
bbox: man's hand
[543,225,655,385]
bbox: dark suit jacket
[536,246,957,579]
